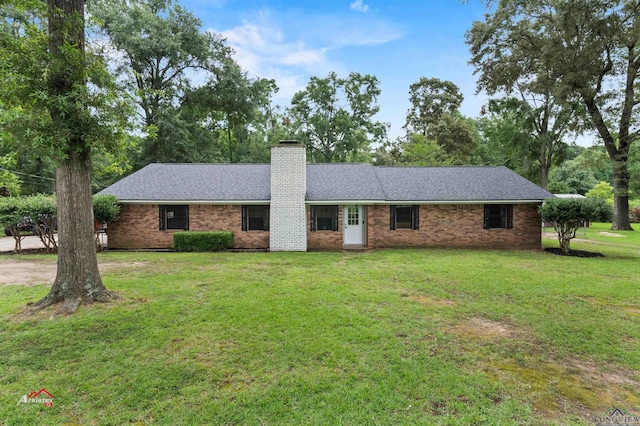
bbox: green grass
[1,237,639,425]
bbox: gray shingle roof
[373,166,553,202]
[99,163,553,203]
[306,164,385,201]
[98,163,271,201]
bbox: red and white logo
[17,388,53,407]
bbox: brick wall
[306,206,343,250]
[107,204,269,249]
[109,203,542,251]
[369,204,542,250]
[270,144,307,251]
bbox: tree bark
[30,0,117,314]
[612,158,633,230]
[583,97,633,230]
[31,152,117,314]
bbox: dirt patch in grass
[100,261,149,272]
[0,260,149,286]
[449,317,519,339]
[492,358,640,422]
[447,315,640,421]
[569,359,640,387]
[406,294,456,307]
[624,307,640,316]
[599,232,625,237]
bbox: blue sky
[181,0,491,140]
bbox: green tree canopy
[90,0,261,167]
[404,78,477,163]
[475,97,577,188]
[467,0,639,230]
[289,71,387,163]
[372,134,453,166]
[550,159,599,196]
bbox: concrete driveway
[0,235,55,252]
[0,234,107,253]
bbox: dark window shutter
[483,205,490,229]
[264,206,270,231]
[332,205,339,231]
[390,206,396,230]
[412,205,419,230]
[241,206,248,231]
[311,206,317,232]
[505,205,513,229]
[184,206,189,230]
[159,206,166,231]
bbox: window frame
[483,204,513,229]
[242,205,270,231]
[159,205,189,231]
[390,205,419,230]
[310,205,339,231]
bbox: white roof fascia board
[120,199,545,205]
[118,200,271,205]
[305,200,386,205]
[381,200,546,205]
[305,199,545,205]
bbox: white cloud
[210,9,402,105]
[350,0,369,13]
[213,20,340,102]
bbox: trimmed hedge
[173,231,233,252]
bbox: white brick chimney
[270,140,307,251]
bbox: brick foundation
[108,203,542,251]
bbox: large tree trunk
[612,158,633,230]
[583,97,633,231]
[540,158,550,189]
[31,152,117,314]
[30,0,117,314]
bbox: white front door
[343,205,364,245]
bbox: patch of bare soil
[599,231,625,237]
[0,260,56,286]
[0,260,149,286]
[624,307,640,316]
[449,317,519,339]
[569,359,640,388]
[491,358,640,422]
[99,261,149,272]
[407,294,456,307]
[447,315,640,421]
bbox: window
[311,205,339,231]
[347,206,359,225]
[242,205,269,231]
[159,205,189,230]
[390,205,419,230]
[484,204,513,229]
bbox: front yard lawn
[1,240,639,424]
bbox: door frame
[343,205,366,246]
